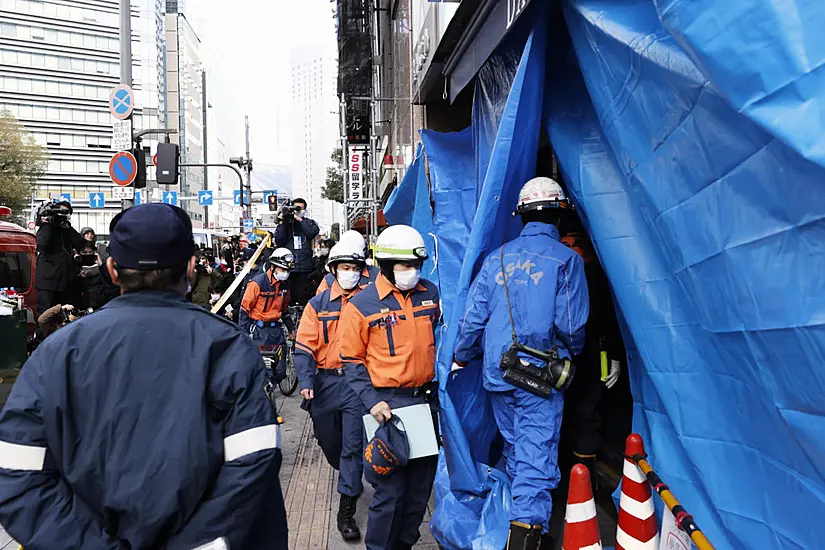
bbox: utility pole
[244,115,252,214]
[201,69,209,229]
[119,0,134,210]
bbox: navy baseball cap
[108,204,196,270]
[364,417,409,484]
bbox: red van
[0,207,37,334]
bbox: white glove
[450,362,464,373]
[605,359,621,389]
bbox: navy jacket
[0,291,287,550]
[273,217,320,272]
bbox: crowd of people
[0,182,624,550]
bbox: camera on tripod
[499,343,576,397]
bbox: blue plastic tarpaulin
[390,0,825,548]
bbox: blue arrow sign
[58,193,72,204]
[162,191,178,206]
[246,232,256,242]
[233,189,249,205]
[134,190,143,205]
[263,191,278,206]
[198,190,213,206]
[243,218,254,230]
[89,192,105,209]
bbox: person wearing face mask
[75,244,106,310]
[239,247,295,383]
[316,230,379,295]
[294,241,369,542]
[338,225,441,550]
[274,197,320,306]
[309,237,336,295]
[0,204,287,550]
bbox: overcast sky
[192,0,337,167]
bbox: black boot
[337,494,361,541]
[506,522,543,550]
[391,542,414,550]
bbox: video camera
[61,307,94,324]
[499,343,576,397]
[279,205,298,224]
[36,200,73,227]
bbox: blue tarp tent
[392,1,825,548]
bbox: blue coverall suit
[294,280,367,498]
[454,222,589,532]
[0,292,287,550]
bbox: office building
[164,3,204,225]
[290,45,341,233]
[0,0,165,235]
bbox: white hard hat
[516,177,569,214]
[339,230,367,254]
[269,247,295,270]
[327,241,366,268]
[374,225,428,261]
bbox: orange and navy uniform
[294,280,363,391]
[238,270,290,333]
[315,265,379,296]
[339,274,440,409]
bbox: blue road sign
[58,193,72,204]
[162,191,178,206]
[89,192,105,209]
[233,189,249,205]
[246,232,256,241]
[198,190,213,206]
[109,85,134,120]
[134,190,143,205]
[263,191,278,206]
[243,218,254,230]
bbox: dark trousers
[250,323,287,382]
[36,288,75,317]
[364,392,438,550]
[310,372,366,497]
[290,271,312,306]
[562,345,605,457]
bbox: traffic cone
[616,434,659,550]
[563,463,603,550]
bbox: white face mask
[337,270,361,290]
[394,268,421,291]
[274,271,289,282]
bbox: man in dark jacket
[274,197,319,306]
[0,203,287,550]
[34,200,85,315]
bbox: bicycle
[276,304,304,396]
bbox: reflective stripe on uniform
[0,440,47,471]
[223,424,280,462]
[192,537,229,550]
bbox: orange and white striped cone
[616,434,659,550]
[562,463,602,550]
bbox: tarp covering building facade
[387,0,825,548]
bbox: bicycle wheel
[279,341,299,396]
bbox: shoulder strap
[499,246,519,346]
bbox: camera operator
[34,200,85,315]
[36,304,79,339]
[274,197,319,305]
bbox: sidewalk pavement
[276,392,438,549]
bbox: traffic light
[156,143,180,185]
[268,192,278,211]
[134,147,147,189]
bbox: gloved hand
[605,359,621,389]
[450,362,464,373]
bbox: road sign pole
[119,0,134,210]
